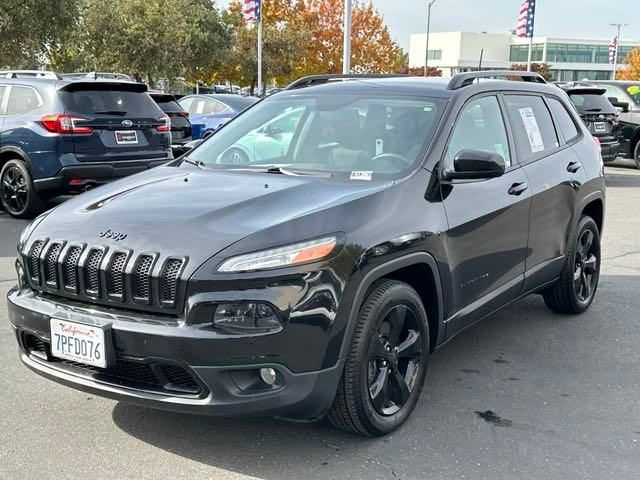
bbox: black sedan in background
[149,92,192,154]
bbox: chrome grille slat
[44,243,62,285]
[160,259,183,304]
[28,240,46,283]
[84,249,104,295]
[107,252,128,298]
[63,246,82,290]
[133,255,154,301]
[25,239,186,313]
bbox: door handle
[508,182,528,196]
[567,161,582,173]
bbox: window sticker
[350,171,373,181]
[518,107,545,153]
[375,139,384,155]
[628,85,640,96]
[195,101,205,114]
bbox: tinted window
[568,93,616,114]
[6,86,41,115]
[505,95,559,161]
[547,98,580,141]
[189,94,445,179]
[447,96,511,167]
[59,89,161,117]
[151,96,184,113]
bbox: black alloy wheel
[573,229,598,303]
[634,142,640,170]
[543,215,601,314]
[367,305,423,416]
[0,159,43,218]
[328,280,429,436]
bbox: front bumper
[7,287,343,420]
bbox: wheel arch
[339,252,445,359]
[0,146,30,171]
[579,191,605,235]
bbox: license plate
[594,122,607,133]
[50,319,107,368]
[172,130,183,139]
[115,130,138,145]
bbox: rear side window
[191,98,227,114]
[547,98,580,142]
[504,95,559,161]
[6,86,41,115]
[59,89,162,117]
[0,86,6,113]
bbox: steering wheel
[370,153,411,170]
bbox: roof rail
[447,71,546,90]
[60,72,133,81]
[286,73,408,90]
[0,70,60,80]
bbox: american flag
[608,35,618,64]
[242,0,261,25]
[516,0,536,38]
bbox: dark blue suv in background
[0,78,172,218]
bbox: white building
[409,31,639,81]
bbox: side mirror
[608,97,629,112]
[263,123,283,136]
[446,149,506,180]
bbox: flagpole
[257,12,263,95]
[526,35,533,71]
[342,0,352,74]
[609,23,628,81]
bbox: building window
[427,49,442,61]
[546,43,639,64]
[509,44,543,63]
[550,69,612,81]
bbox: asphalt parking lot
[1,160,639,480]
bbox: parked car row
[555,80,640,168]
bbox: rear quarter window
[547,98,580,142]
[504,95,559,162]
[59,89,162,117]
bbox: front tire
[543,216,601,314]
[327,280,430,436]
[0,159,44,218]
[634,142,640,170]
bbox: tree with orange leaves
[617,48,640,81]
[222,0,405,89]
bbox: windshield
[189,93,445,179]
[568,92,616,114]
[625,84,640,105]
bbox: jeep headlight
[218,236,338,273]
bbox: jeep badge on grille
[99,229,127,241]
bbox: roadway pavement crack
[603,250,640,261]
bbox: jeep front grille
[25,239,187,313]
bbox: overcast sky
[218,0,639,51]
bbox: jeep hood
[28,165,388,269]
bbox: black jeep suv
[7,72,605,437]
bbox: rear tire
[327,280,430,436]
[543,216,601,314]
[0,159,44,219]
[634,142,640,170]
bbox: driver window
[447,96,511,168]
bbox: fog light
[213,303,282,334]
[259,368,277,385]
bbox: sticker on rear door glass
[518,107,545,153]
[628,86,640,96]
[350,171,372,181]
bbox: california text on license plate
[50,319,107,368]
[115,130,138,144]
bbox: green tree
[77,0,230,86]
[0,0,81,68]
[510,63,552,81]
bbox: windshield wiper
[181,156,205,168]
[94,110,128,116]
[264,166,303,175]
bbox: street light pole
[342,0,352,75]
[609,23,629,81]
[424,0,437,77]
